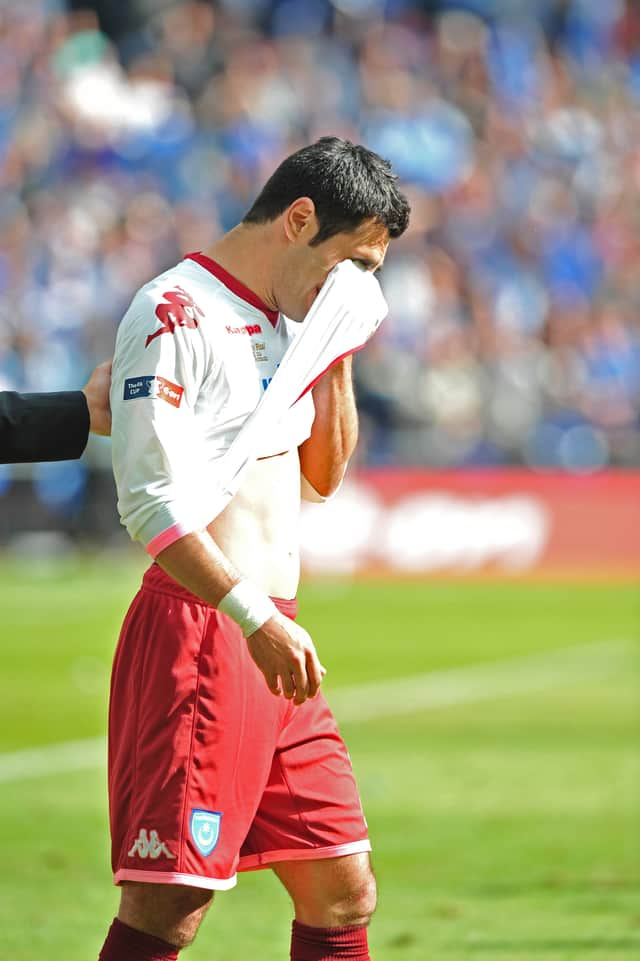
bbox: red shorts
[108,564,370,891]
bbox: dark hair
[243,137,410,245]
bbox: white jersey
[110,253,315,556]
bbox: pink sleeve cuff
[146,522,192,558]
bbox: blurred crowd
[2,0,640,478]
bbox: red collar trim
[186,252,279,328]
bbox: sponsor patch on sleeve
[155,376,184,407]
[123,376,184,408]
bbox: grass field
[0,553,638,961]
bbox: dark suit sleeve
[0,390,91,464]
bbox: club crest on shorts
[190,809,222,857]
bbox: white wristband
[217,579,278,637]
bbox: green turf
[0,553,638,960]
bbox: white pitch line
[328,637,635,722]
[0,639,634,784]
[0,736,106,785]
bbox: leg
[118,882,213,947]
[274,853,375,960]
[273,852,376,927]
[98,883,213,959]
[239,688,374,957]
[105,573,290,954]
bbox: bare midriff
[207,448,301,599]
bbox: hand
[82,360,112,436]
[246,613,327,705]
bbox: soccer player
[0,360,112,463]
[102,138,410,961]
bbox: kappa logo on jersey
[124,375,184,408]
[145,286,204,348]
[225,323,262,336]
[190,809,222,857]
[128,828,176,860]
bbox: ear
[283,197,317,244]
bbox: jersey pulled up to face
[110,253,315,556]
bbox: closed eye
[352,258,381,273]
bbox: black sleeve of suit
[0,390,91,464]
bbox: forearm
[156,528,281,637]
[156,529,242,608]
[298,357,358,497]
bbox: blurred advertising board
[300,470,640,578]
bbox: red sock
[98,918,179,961]
[291,920,370,960]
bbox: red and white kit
[110,252,315,557]
[109,254,370,890]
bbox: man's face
[276,216,389,322]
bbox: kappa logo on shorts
[127,828,176,860]
[190,809,222,857]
